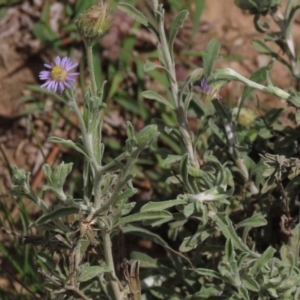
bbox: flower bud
[10,166,31,196]
[76,1,112,42]
[135,125,159,150]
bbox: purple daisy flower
[39,56,79,93]
[196,77,221,101]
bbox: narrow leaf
[169,10,189,58]
[251,247,276,277]
[78,265,109,282]
[202,39,221,77]
[142,90,174,109]
[117,3,148,26]
[35,207,79,225]
[144,60,162,72]
[118,211,172,225]
[236,213,267,229]
[48,137,88,158]
[194,268,224,280]
[141,198,187,212]
[242,274,260,292]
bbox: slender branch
[70,96,99,172]
[157,11,199,168]
[94,149,140,216]
[100,224,122,300]
[93,171,103,209]
[85,42,98,96]
[65,285,91,300]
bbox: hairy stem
[70,96,99,172]
[157,11,199,168]
[100,225,123,300]
[85,42,98,96]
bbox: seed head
[76,1,112,42]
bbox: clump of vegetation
[3,0,300,299]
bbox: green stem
[157,12,199,168]
[100,225,122,300]
[93,171,102,209]
[94,149,139,216]
[85,41,97,96]
[65,286,90,300]
[70,96,99,172]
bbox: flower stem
[157,12,199,168]
[70,96,99,172]
[85,41,98,96]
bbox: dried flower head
[76,1,112,42]
[237,107,257,127]
[196,78,221,101]
[39,56,79,93]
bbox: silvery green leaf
[118,211,172,225]
[239,286,250,300]
[261,172,276,193]
[250,246,276,277]
[202,39,221,77]
[144,60,163,72]
[179,233,202,252]
[37,252,56,270]
[123,224,168,247]
[126,121,135,139]
[291,224,300,261]
[42,162,73,200]
[237,252,250,268]
[157,43,166,66]
[235,212,267,229]
[225,239,235,261]
[242,274,260,292]
[34,207,79,225]
[78,265,109,282]
[189,187,233,203]
[213,213,259,258]
[237,65,268,118]
[187,166,212,183]
[130,251,158,268]
[142,90,175,109]
[169,10,189,60]
[116,188,137,203]
[75,239,90,266]
[163,155,182,167]
[117,3,148,26]
[10,166,32,196]
[280,244,294,266]
[180,153,194,193]
[48,137,89,158]
[183,203,195,217]
[141,198,187,212]
[151,0,158,11]
[279,275,300,292]
[187,68,204,86]
[194,268,224,281]
[120,202,136,216]
[143,216,173,227]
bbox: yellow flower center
[51,66,67,82]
